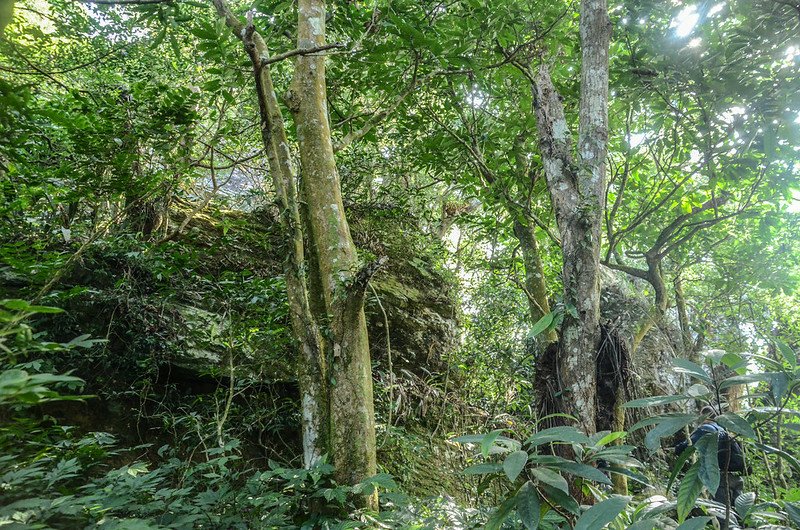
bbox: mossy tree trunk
[512,217,557,343]
[213,0,378,505]
[289,0,377,494]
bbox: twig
[0,45,126,76]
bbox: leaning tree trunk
[212,1,329,467]
[532,0,611,435]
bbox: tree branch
[531,62,579,223]
[343,256,389,318]
[601,261,649,281]
[79,0,172,4]
[333,63,426,153]
[261,43,345,67]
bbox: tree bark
[531,0,610,435]
[213,4,331,468]
[211,1,379,495]
[289,0,377,498]
[674,274,693,353]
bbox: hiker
[675,405,748,507]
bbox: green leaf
[2,299,30,310]
[695,433,720,494]
[734,492,755,519]
[785,501,800,526]
[463,463,501,475]
[0,369,28,386]
[2,299,63,313]
[677,462,704,522]
[0,0,14,34]
[753,442,800,473]
[764,123,777,160]
[503,450,528,482]
[714,412,756,439]
[152,26,167,48]
[771,372,789,402]
[721,352,747,373]
[540,483,580,515]
[168,34,181,58]
[25,305,64,314]
[605,465,651,486]
[552,461,612,485]
[485,493,518,530]
[686,384,710,398]
[516,481,540,530]
[536,413,577,427]
[64,334,105,349]
[190,23,218,40]
[482,430,503,457]
[594,431,626,447]
[359,473,398,493]
[453,432,520,453]
[645,415,697,452]
[624,395,691,408]
[668,446,696,491]
[526,426,590,446]
[719,372,775,389]
[672,359,711,383]
[775,339,797,368]
[744,354,785,371]
[528,454,570,466]
[530,467,568,493]
[574,495,628,530]
[674,516,711,530]
[529,312,555,337]
[625,522,658,530]
[452,434,487,444]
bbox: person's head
[700,405,717,419]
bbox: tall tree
[211,0,378,503]
[530,0,611,434]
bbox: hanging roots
[534,322,632,432]
[596,321,632,432]
[534,341,562,429]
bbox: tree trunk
[512,217,557,343]
[239,13,330,467]
[211,1,379,492]
[289,0,377,498]
[531,0,610,435]
[674,274,693,353]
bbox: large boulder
[50,206,459,388]
[367,259,459,372]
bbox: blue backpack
[676,422,746,472]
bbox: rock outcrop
[51,206,459,391]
